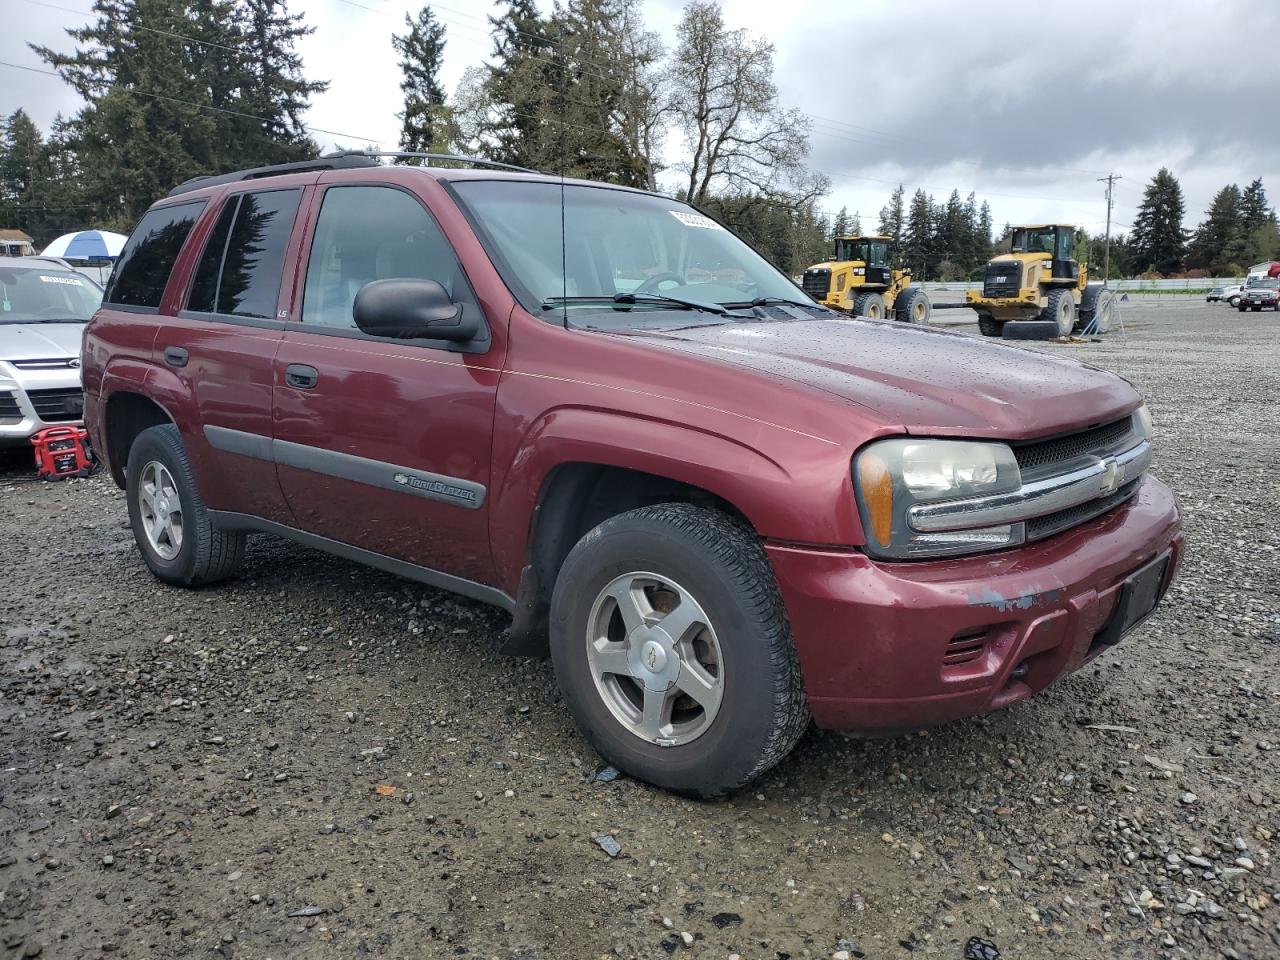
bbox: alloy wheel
[585,571,724,746]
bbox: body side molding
[208,510,514,611]
[202,424,486,509]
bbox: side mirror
[352,278,479,342]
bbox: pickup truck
[82,155,1183,796]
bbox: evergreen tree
[973,200,993,274]
[934,189,965,278]
[1187,185,1245,274]
[392,6,448,152]
[32,0,324,225]
[1239,178,1275,232]
[878,184,904,248]
[234,0,326,162]
[831,205,849,237]
[1130,167,1187,274]
[848,211,861,235]
[902,188,934,280]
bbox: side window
[186,189,301,319]
[105,200,206,309]
[302,186,468,329]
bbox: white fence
[922,277,1238,295]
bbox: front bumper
[0,367,85,446]
[767,475,1182,733]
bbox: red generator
[31,425,94,480]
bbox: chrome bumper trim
[909,441,1151,533]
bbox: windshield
[1252,278,1278,289]
[0,267,103,324]
[1011,227,1061,256]
[451,180,810,324]
[833,238,888,264]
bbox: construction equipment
[966,225,1116,337]
[801,235,932,323]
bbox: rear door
[271,180,502,586]
[151,186,305,524]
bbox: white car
[0,256,104,447]
[1207,284,1243,307]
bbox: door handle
[285,363,319,390]
[163,346,188,367]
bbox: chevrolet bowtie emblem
[1099,458,1121,495]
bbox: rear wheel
[126,424,245,586]
[1041,288,1076,336]
[976,312,1003,337]
[549,503,808,797]
[1228,295,1241,307]
[893,286,931,324]
[851,291,887,319]
[1078,282,1116,333]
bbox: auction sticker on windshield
[669,210,724,230]
[39,275,85,285]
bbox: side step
[1001,320,1061,341]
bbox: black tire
[851,291,887,319]
[1238,305,1246,312]
[893,286,931,324]
[1040,288,1076,336]
[549,503,809,797]
[1228,295,1241,307]
[976,312,1003,337]
[125,423,245,586]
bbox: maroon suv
[82,155,1183,795]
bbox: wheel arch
[102,389,177,488]
[494,407,818,656]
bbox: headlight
[854,438,1023,559]
[852,267,865,276]
[1132,403,1152,441]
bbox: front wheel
[851,291,887,319]
[1041,288,1077,336]
[894,286,931,324]
[126,424,245,586]
[549,504,808,797]
[1229,296,1241,307]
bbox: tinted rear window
[105,200,206,309]
[218,189,301,319]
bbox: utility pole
[1097,173,1121,287]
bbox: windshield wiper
[541,294,740,317]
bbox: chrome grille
[1012,416,1136,473]
[27,388,84,422]
[1025,479,1141,542]
[11,357,78,370]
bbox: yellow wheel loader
[965,224,1116,337]
[800,235,932,323]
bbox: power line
[1098,173,1122,286]
[0,59,389,145]
[21,0,247,56]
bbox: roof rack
[165,155,381,198]
[321,150,539,174]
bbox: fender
[96,360,191,472]
[489,404,861,594]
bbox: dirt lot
[2,299,1278,960]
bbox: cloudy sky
[5,0,1279,235]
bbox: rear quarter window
[105,200,206,309]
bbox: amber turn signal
[857,451,894,547]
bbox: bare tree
[668,1,824,206]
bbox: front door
[271,183,501,586]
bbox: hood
[619,318,1140,439]
[0,322,85,363]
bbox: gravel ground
[1,299,1277,960]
